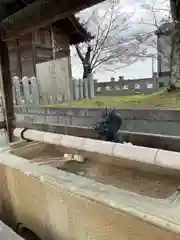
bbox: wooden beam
[0,0,105,41]
[0,121,5,129]
[68,15,92,40]
[0,40,15,142]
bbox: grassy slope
[45,90,180,109]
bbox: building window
[105,86,111,91]
[122,84,128,90]
[147,83,153,88]
[134,84,140,89]
[97,87,101,92]
[115,85,120,90]
[159,82,165,88]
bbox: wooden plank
[0,121,5,129]
[0,0,104,40]
[0,40,15,142]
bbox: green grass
[45,90,180,109]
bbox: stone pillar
[84,78,89,99]
[49,95,54,104]
[13,76,24,105]
[72,79,79,100]
[12,77,17,105]
[153,72,159,91]
[22,76,31,104]
[75,79,80,100]
[78,79,83,99]
[118,76,124,91]
[94,79,97,96]
[30,76,40,105]
[88,73,95,98]
[57,94,63,102]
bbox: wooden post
[0,40,15,142]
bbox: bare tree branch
[74,3,142,78]
[134,0,172,67]
[75,45,85,62]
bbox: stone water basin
[1,140,180,239]
[9,141,180,200]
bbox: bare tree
[136,0,172,62]
[75,4,147,80]
[134,0,180,89]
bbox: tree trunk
[75,44,94,99]
[169,32,180,89]
[83,63,92,79]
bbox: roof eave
[68,15,93,44]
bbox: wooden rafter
[0,0,104,41]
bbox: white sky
[70,0,169,81]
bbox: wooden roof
[53,15,92,45]
[0,0,104,40]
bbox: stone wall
[15,106,180,136]
[12,73,170,105]
[94,75,169,97]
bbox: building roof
[53,15,92,45]
[0,0,104,40]
[0,0,37,22]
[0,0,92,44]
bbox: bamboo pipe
[13,128,180,171]
[13,128,155,164]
